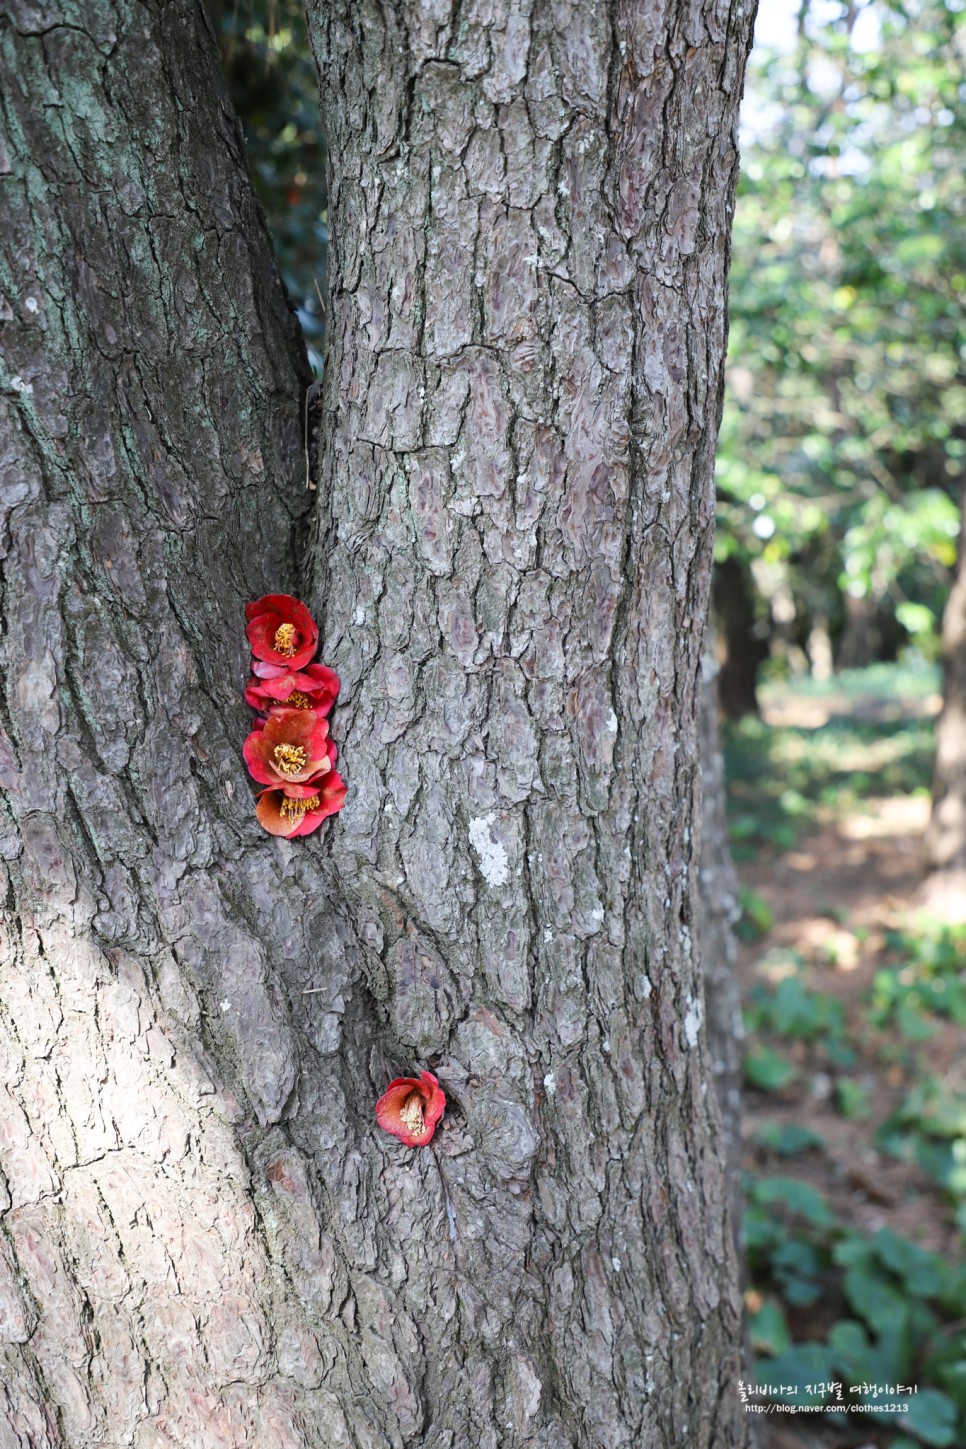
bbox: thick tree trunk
[305,3,754,1445]
[0,5,328,1445]
[1,1,755,1446]
[922,485,966,920]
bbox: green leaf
[896,998,936,1041]
[738,885,775,935]
[753,1176,836,1229]
[756,1344,835,1407]
[828,1318,873,1380]
[744,1049,798,1092]
[749,1298,792,1357]
[873,1230,944,1297]
[843,1266,908,1332]
[904,1388,958,1446]
[837,1078,870,1118]
[755,1122,824,1156]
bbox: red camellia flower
[244,663,340,717]
[255,771,347,838]
[246,593,319,673]
[375,1071,446,1147]
[242,708,336,788]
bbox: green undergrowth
[724,664,937,863]
[744,934,966,1443]
[747,1182,964,1445]
[728,666,966,1441]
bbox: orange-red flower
[255,771,347,838]
[242,708,335,788]
[375,1071,446,1147]
[245,663,340,717]
[246,594,319,673]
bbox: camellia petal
[243,596,344,842]
[375,1071,446,1147]
[242,708,334,787]
[255,771,347,838]
[245,663,340,717]
[246,593,319,671]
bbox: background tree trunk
[697,629,743,1236]
[922,484,966,921]
[714,557,767,718]
[1,1,755,1446]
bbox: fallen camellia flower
[245,662,340,716]
[375,1071,446,1147]
[246,593,319,672]
[243,708,336,788]
[255,772,347,837]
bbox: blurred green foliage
[719,0,965,666]
[748,1178,966,1444]
[725,664,937,863]
[734,664,966,1438]
[208,0,328,372]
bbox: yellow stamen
[399,1093,425,1136]
[279,793,320,820]
[274,622,298,656]
[273,743,307,776]
[285,690,311,709]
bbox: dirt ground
[736,689,964,1448]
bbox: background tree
[923,482,966,914]
[716,0,965,708]
[0,2,755,1446]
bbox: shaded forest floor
[727,665,966,1449]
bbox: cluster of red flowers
[243,594,347,837]
[244,598,441,1143]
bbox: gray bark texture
[922,482,966,921]
[1,1,756,1446]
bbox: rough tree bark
[305,2,755,1445]
[922,483,966,921]
[1,1,755,1446]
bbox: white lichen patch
[683,993,703,1048]
[469,814,509,887]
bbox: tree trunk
[1,1,755,1446]
[714,557,767,718]
[305,3,754,1445]
[922,484,966,920]
[0,5,327,1445]
[697,632,743,1236]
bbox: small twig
[313,277,327,318]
